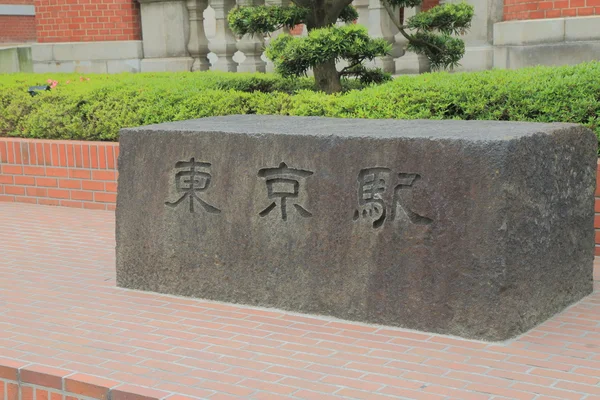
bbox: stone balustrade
[15,0,598,74]
[136,0,500,75]
[137,0,496,75]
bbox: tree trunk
[313,60,342,94]
[305,0,347,93]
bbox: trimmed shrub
[1,63,599,149]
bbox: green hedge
[1,63,599,146]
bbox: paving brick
[402,371,469,389]
[424,358,488,373]
[486,369,555,386]
[278,376,339,393]
[164,396,199,400]
[335,388,402,399]
[555,381,600,396]
[466,383,536,400]
[154,383,213,398]
[237,379,297,395]
[293,390,346,400]
[530,367,599,385]
[324,375,384,391]
[0,202,598,400]
[201,381,255,397]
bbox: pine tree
[228,0,474,93]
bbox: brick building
[0,0,36,43]
[0,0,599,73]
[0,0,140,43]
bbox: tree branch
[380,0,443,53]
[338,57,366,77]
[290,0,313,8]
[330,0,355,22]
[263,24,286,37]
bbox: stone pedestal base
[394,52,430,75]
[493,16,600,69]
[117,116,596,341]
[30,41,142,73]
[454,45,494,72]
[141,57,194,72]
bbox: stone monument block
[116,116,596,340]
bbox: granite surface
[116,116,597,340]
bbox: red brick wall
[421,0,440,11]
[0,0,36,43]
[594,162,600,256]
[504,0,600,20]
[0,138,118,211]
[34,0,141,43]
[0,15,36,42]
[290,24,303,36]
[2,138,599,253]
[0,359,171,400]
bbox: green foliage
[229,4,384,89]
[0,72,303,140]
[406,2,473,35]
[402,2,473,70]
[266,24,391,77]
[408,32,465,70]
[341,65,392,85]
[2,63,600,153]
[386,0,423,8]
[228,5,307,36]
[227,1,473,91]
[338,5,359,24]
[228,5,359,36]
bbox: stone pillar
[443,0,503,71]
[208,0,237,71]
[354,0,369,25]
[187,0,211,71]
[264,0,289,73]
[367,0,397,73]
[236,0,267,72]
[138,0,194,72]
[394,5,430,75]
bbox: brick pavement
[0,202,599,400]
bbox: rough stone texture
[116,116,597,341]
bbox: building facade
[0,0,599,73]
